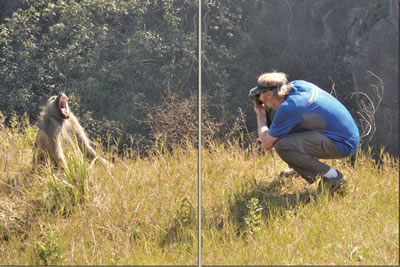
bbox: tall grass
[0,114,398,265]
[201,142,399,265]
[0,115,197,265]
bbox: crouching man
[249,72,359,192]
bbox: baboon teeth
[61,108,69,118]
[59,95,70,118]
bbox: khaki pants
[274,131,345,184]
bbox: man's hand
[253,103,267,118]
[253,103,278,151]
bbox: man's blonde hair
[257,71,292,97]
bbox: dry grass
[201,143,399,265]
[0,114,398,265]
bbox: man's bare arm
[254,104,278,151]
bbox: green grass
[0,116,398,265]
[201,143,399,265]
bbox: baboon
[33,92,105,169]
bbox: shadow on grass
[159,197,195,250]
[227,176,319,235]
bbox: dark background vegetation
[0,0,398,155]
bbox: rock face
[246,0,398,155]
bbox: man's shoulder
[277,98,300,117]
[289,80,308,85]
[289,80,317,89]
[283,86,309,108]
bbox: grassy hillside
[0,115,398,265]
[201,142,399,265]
[0,115,197,265]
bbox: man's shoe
[279,168,298,178]
[319,170,348,193]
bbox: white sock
[323,168,338,179]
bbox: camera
[248,93,263,105]
[248,86,263,105]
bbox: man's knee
[274,137,290,154]
[274,138,293,161]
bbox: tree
[0,0,265,148]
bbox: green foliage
[46,173,81,216]
[176,197,196,227]
[80,111,124,144]
[44,144,89,216]
[201,0,264,108]
[36,224,62,265]
[243,197,262,236]
[0,0,267,150]
[0,0,393,155]
[0,0,200,147]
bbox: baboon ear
[47,95,57,103]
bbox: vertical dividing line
[198,0,202,265]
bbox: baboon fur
[33,92,100,169]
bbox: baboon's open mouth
[59,95,70,118]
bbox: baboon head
[45,92,70,120]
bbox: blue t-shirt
[268,80,360,156]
